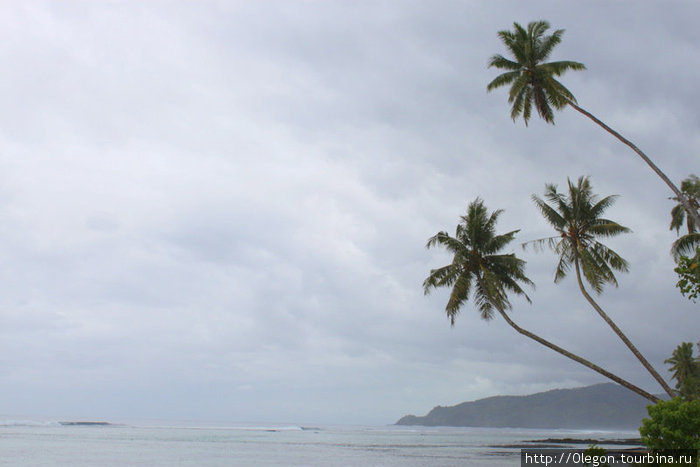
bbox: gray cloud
[0,1,697,425]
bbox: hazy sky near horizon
[0,1,698,425]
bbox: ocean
[0,420,640,466]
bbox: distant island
[396,383,659,430]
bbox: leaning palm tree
[669,175,700,260]
[487,20,700,228]
[528,176,674,397]
[424,197,659,402]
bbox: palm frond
[486,70,521,92]
[680,175,700,196]
[482,267,514,308]
[532,85,554,123]
[531,194,566,229]
[508,74,528,120]
[511,22,529,61]
[522,236,561,253]
[543,60,586,76]
[423,264,459,295]
[590,241,629,274]
[669,175,699,236]
[528,20,550,40]
[589,194,620,219]
[425,231,469,257]
[578,247,608,294]
[445,273,472,325]
[587,219,632,238]
[454,222,470,245]
[670,204,687,234]
[485,230,518,254]
[534,27,563,61]
[510,89,526,122]
[496,29,525,65]
[671,232,700,261]
[542,183,574,223]
[495,259,534,303]
[472,277,496,320]
[553,252,571,284]
[545,77,578,107]
[507,72,530,104]
[521,86,533,123]
[487,54,521,71]
[484,208,505,236]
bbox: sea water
[0,419,639,466]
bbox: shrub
[639,397,700,455]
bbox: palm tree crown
[423,198,533,324]
[528,176,631,294]
[665,342,698,390]
[487,20,585,125]
[670,175,700,234]
[670,174,700,260]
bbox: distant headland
[396,383,660,430]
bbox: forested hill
[396,383,658,429]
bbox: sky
[0,1,698,426]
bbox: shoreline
[491,437,643,449]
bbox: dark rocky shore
[491,437,643,449]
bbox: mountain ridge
[396,383,658,429]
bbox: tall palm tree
[528,176,674,397]
[424,197,659,402]
[487,20,700,229]
[669,175,700,260]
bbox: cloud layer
[0,1,697,425]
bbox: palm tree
[669,175,700,260]
[528,176,674,397]
[487,20,700,229]
[664,342,700,400]
[424,197,659,402]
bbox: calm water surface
[0,420,639,466]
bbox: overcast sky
[0,1,697,426]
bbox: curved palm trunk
[496,308,659,402]
[572,258,675,398]
[566,100,700,229]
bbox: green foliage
[583,445,610,467]
[665,342,700,401]
[423,198,533,324]
[639,397,700,454]
[670,175,700,235]
[670,175,700,262]
[487,20,585,125]
[674,248,700,302]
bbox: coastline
[492,437,643,449]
